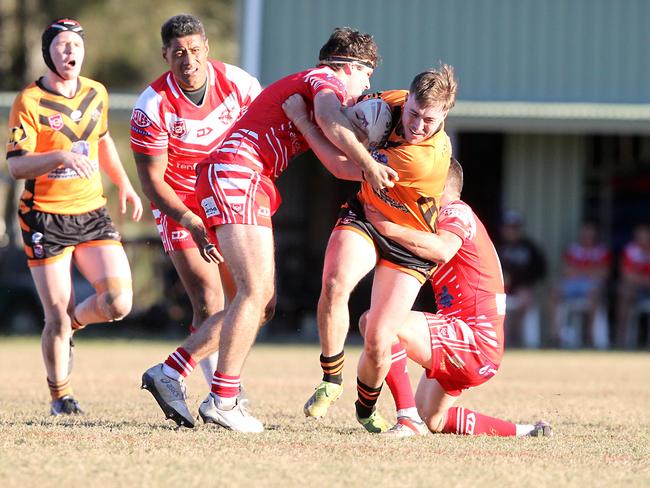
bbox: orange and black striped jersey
[6,77,109,215]
[358,90,451,232]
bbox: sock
[199,352,219,385]
[385,343,417,414]
[163,347,196,380]
[47,376,73,401]
[355,378,382,419]
[443,407,517,436]
[320,351,344,385]
[211,371,240,409]
[516,424,536,437]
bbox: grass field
[0,337,648,488]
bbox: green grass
[0,337,648,487]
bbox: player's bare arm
[365,204,462,263]
[7,149,96,180]
[313,90,398,189]
[98,132,143,221]
[282,94,362,182]
[133,151,222,263]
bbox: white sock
[161,363,182,381]
[516,424,535,437]
[397,407,422,421]
[213,392,236,410]
[199,351,219,386]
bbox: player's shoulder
[79,76,108,95]
[379,89,408,108]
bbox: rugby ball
[349,98,392,150]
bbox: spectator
[549,220,611,348]
[497,210,546,347]
[615,223,650,348]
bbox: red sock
[211,371,240,398]
[443,407,516,436]
[164,347,196,378]
[385,343,416,411]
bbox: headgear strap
[42,19,84,78]
[319,56,374,70]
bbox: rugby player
[6,19,143,415]
[363,159,553,437]
[132,14,261,387]
[285,65,458,431]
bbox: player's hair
[447,158,464,195]
[318,27,379,70]
[161,14,205,47]
[410,64,458,110]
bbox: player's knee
[358,311,369,337]
[94,277,133,322]
[261,295,276,324]
[98,289,133,321]
[320,274,352,305]
[425,413,446,433]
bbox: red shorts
[195,161,281,229]
[152,192,208,253]
[424,312,504,396]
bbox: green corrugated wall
[253,0,649,103]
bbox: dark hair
[161,14,205,47]
[318,27,379,70]
[409,64,457,110]
[447,158,464,194]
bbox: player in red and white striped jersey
[364,159,552,437]
[132,15,260,393]
[142,27,391,432]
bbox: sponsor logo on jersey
[91,108,102,122]
[218,108,235,125]
[201,197,220,218]
[370,150,388,165]
[170,119,188,138]
[231,203,243,214]
[171,230,190,240]
[196,127,213,138]
[131,109,152,128]
[70,110,82,122]
[258,206,270,217]
[48,113,64,131]
[9,124,27,147]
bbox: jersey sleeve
[6,92,39,158]
[437,202,475,242]
[304,71,347,104]
[226,64,262,115]
[130,87,168,156]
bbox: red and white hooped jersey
[622,242,650,278]
[564,242,611,270]
[130,59,261,192]
[429,200,506,363]
[203,66,347,181]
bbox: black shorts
[335,195,436,283]
[19,206,122,266]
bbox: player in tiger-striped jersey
[132,15,261,396]
[142,27,391,432]
[6,19,143,416]
[363,160,552,437]
[283,66,457,428]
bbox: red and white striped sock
[386,342,417,414]
[211,371,240,408]
[162,347,196,380]
[443,407,516,436]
